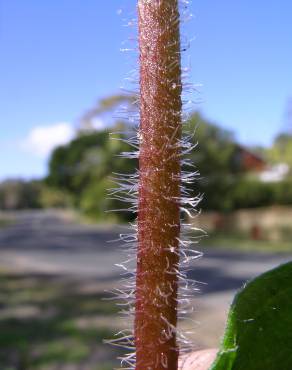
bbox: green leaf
[210,261,292,370]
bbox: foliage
[265,133,292,168]
[0,180,43,210]
[231,179,277,209]
[39,186,73,209]
[47,130,110,192]
[231,178,292,209]
[79,177,131,222]
[46,124,136,221]
[47,111,239,219]
[211,261,292,370]
[186,112,237,175]
[185,115,292,211]
[45,110,292,220]
[185,112,242,211]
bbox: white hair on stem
[104,1,204,369]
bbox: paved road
[0,210,291,293]
[0,210,127,280]
[1,210,291,347]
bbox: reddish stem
[135,1,182,369]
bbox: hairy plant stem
[135,1,182,369]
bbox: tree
[185,112,240,211]
[266,133,292,169]
[46,124,137,220]
[0,180,42,210]
[47,130,110,192]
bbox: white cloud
[22,122,75,158]
[81,118,107,132]
[92,118,107,131]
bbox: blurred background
[1,1,292,369]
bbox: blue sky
[1,1,292,180]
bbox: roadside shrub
[79,178,134,223]
[0,180,42,210]
[275,179,292,205]
[39,186,73,209]
[231,179,277,209]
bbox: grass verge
[0,272,121,369]
[201,232,292,253]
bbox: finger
[179,349,218,370]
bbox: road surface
[0,209,291,347]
